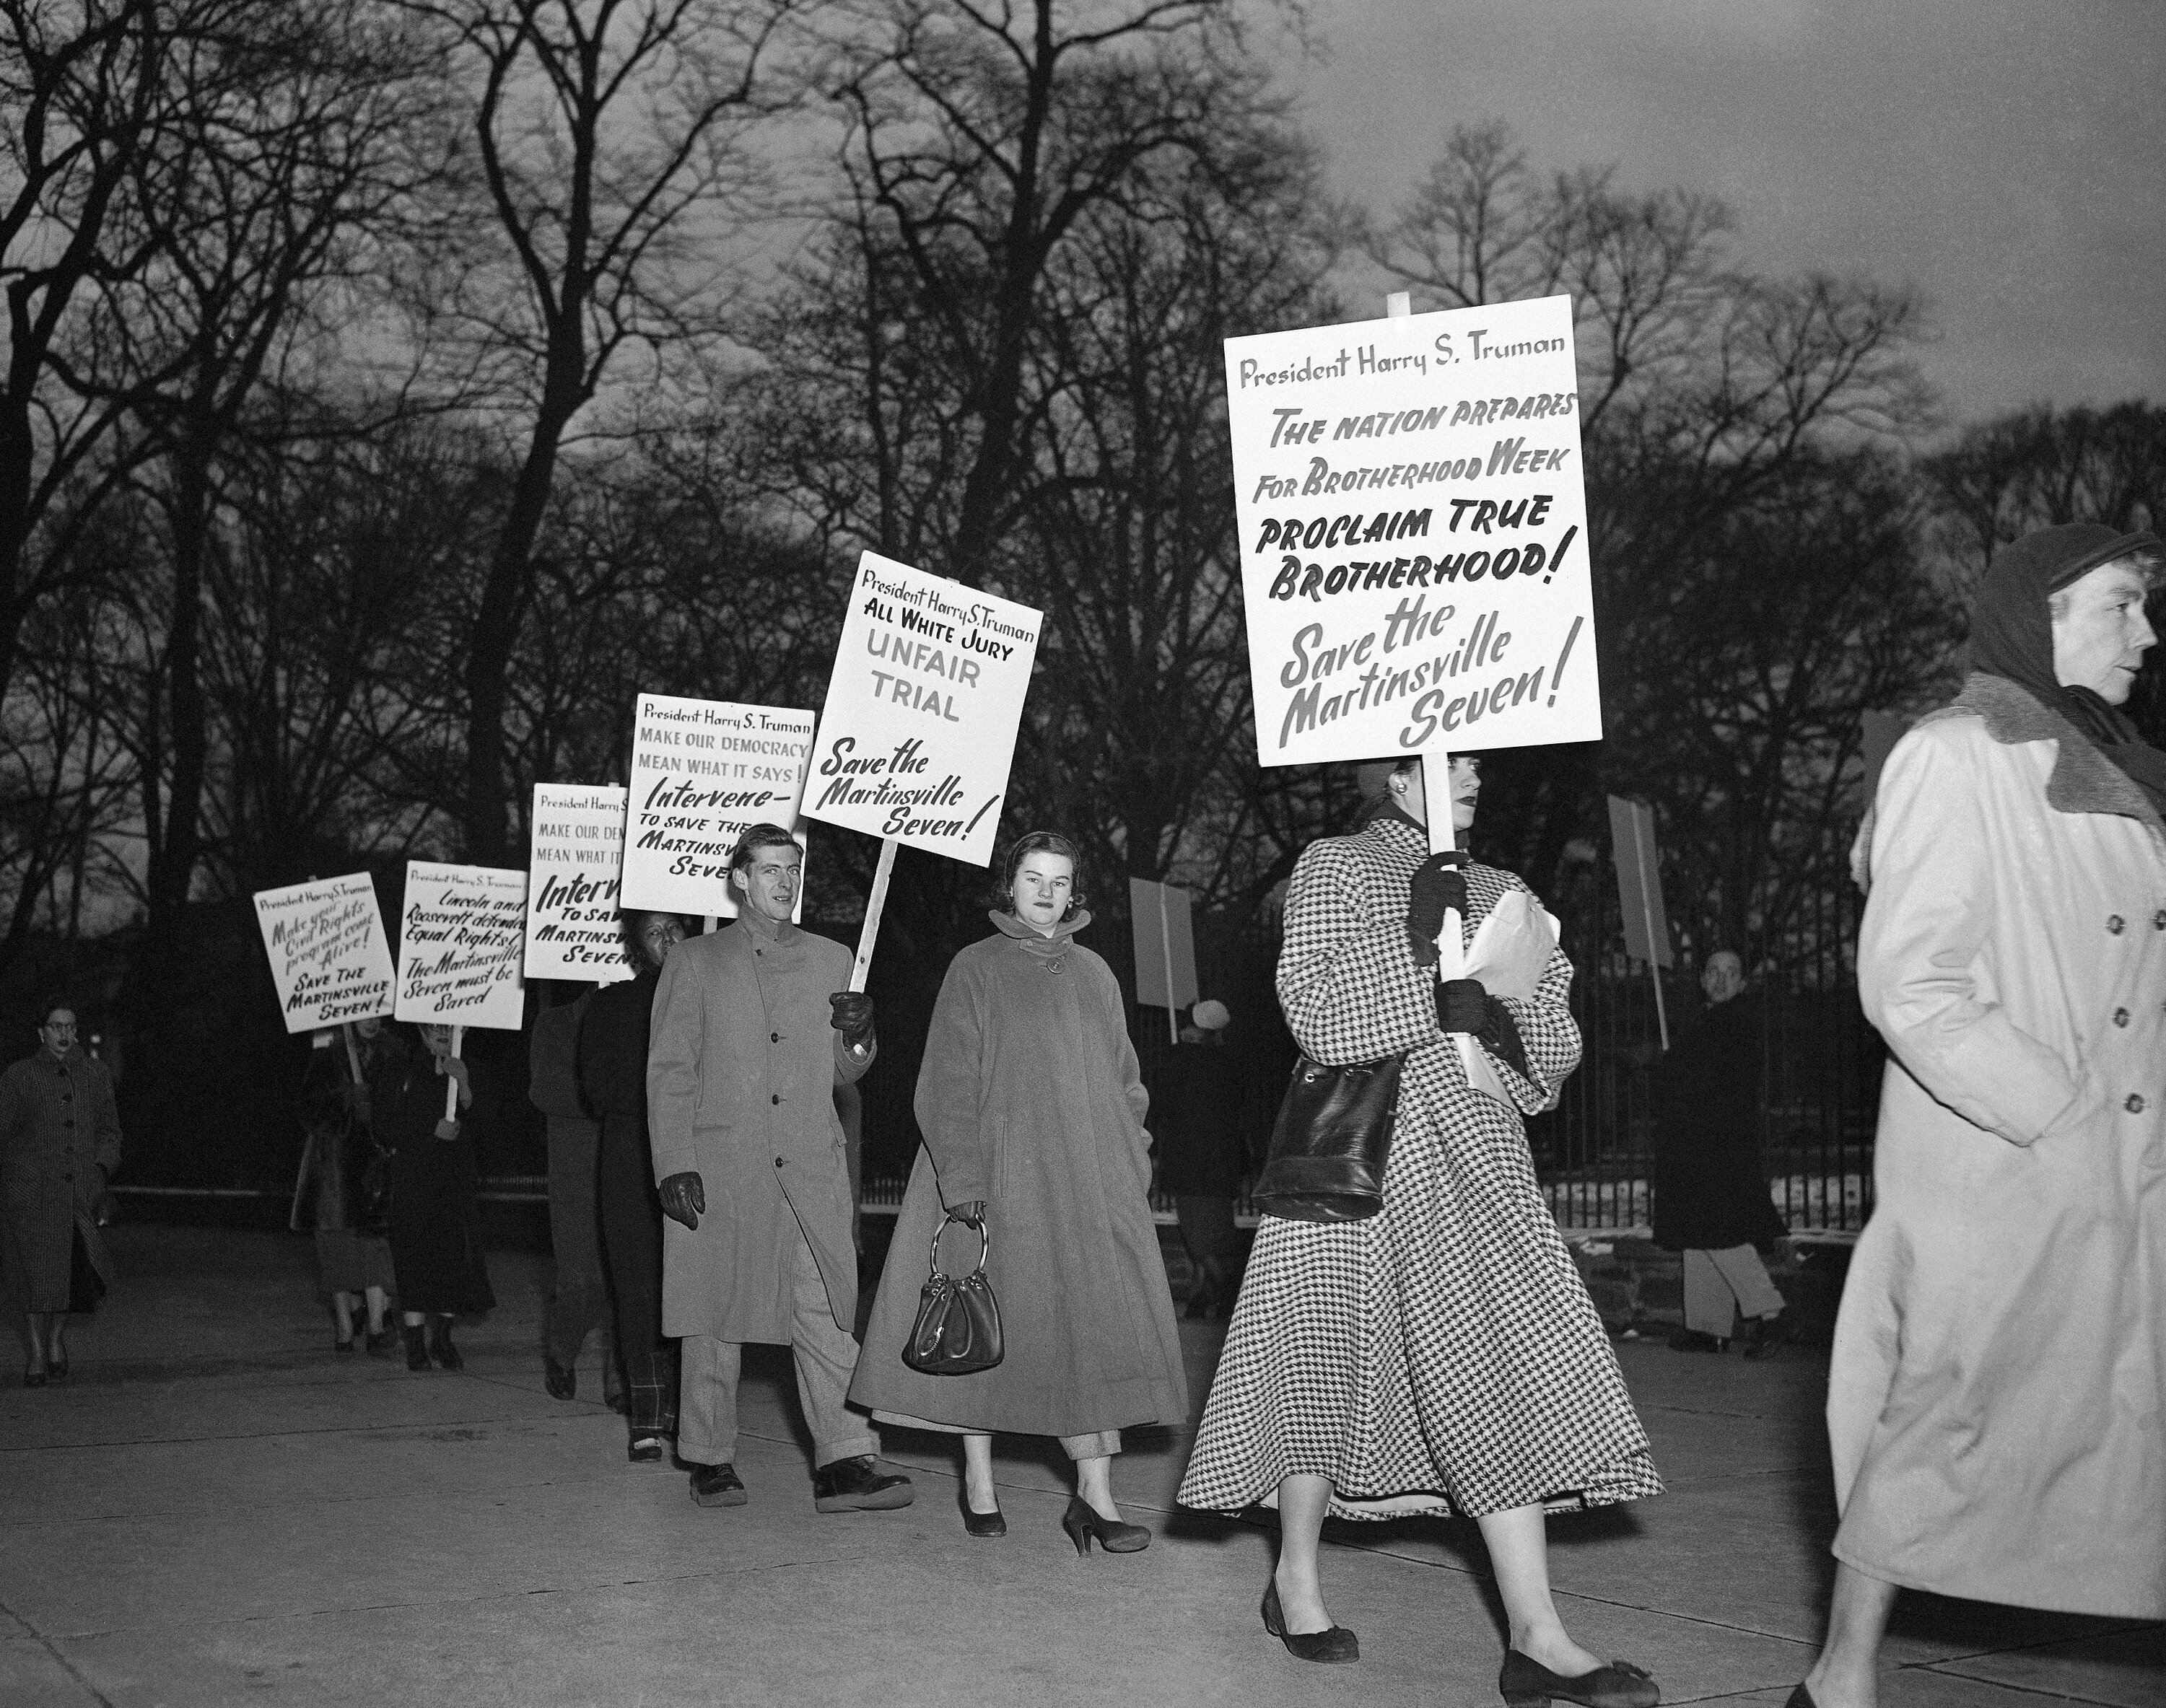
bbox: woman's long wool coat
[849,912,1188,1438]
[0,1046,121,1311]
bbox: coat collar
[1928,671,2166,836]
[731,908,798,947]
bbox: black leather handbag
[901,1209,1005,1375]
[1252,1053,1405,1222]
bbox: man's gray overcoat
[647,914,870,1341]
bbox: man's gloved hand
[946,1200,987,1225]
[1405,851,1470,968]
[829,991,876,1054]
[1436,977,1491,1035]
[658,1170,706,1232]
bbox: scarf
[1968,531,2166,821]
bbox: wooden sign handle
[1424,752,1481,1087]
[442,1024,464,1121]
[849,838,899,994]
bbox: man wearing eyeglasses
[1,996,124,1385]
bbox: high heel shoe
[961,1496,1006,1538]
[402,1325,430,1372]
[1498,1648,1658,1708]
[1783,1687,1817,1708]
[22,1367,46,1388]
[1259,1579,1358,1663]
[1060,1494,1149,1554]
[47,1352,68,1380]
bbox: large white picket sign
[253,873,396,1033]
[525,783,634,982]
[395,862,527,1029]
[1226,294,1600,768]
[804,551,1042,870]
[621,695,815,917]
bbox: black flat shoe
[364,1326,398,1356]
[1498,1649,1658,1708]
[22,1369,46,1388]
[1060,1494,1149,1554]
[962,1501,1007,1538]
[544,1355,576,1400]
[1784,1687,1817,1708]
[47,1354,68,1380]
[1259,1580,1357,1663]
[403,1326,430,1371]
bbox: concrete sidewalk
[2,1226,2158,1708]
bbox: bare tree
[414,0,802,862]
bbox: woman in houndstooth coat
[1178,756,1661,1701]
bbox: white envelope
[1457,890,1560,1107]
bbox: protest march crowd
[5,278,2162,1708]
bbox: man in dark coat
[1651,951,1787,1355]
[1,997,123,1384]
[646,825,907,1513]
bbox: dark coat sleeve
[913,952,992,1207]
[577,974,654,1121]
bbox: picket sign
[1130,876,1200,1044]
[805,551,1044,990]
[1381,292,1480,1085]
[848,838,900,994]
[1607,792,1674,1051]
[443,1025,465,1121]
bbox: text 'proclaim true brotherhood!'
[1226,294,1602,765]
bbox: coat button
[771,1092,781,1104]
[2155,909,2166,929]
[2128,1095,2148,1114]
[771,1032,780,1043]
[774,1156,785,1168]
[2115,1008,2131,1027]
[2107,915,2126,934]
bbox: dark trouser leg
[1176,1195,1239,1315]
[597,1116,674,1437]
[543,1117,613,1370]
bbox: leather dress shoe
[1498,1649,1659,1708]
[962,1500,1006,1538]
[1060,1494,1150,1554]
[364,1326,398,1356]
[626,1435,666,1464]
[1783,1688,1816,1708]
[813,1455,914,1512]
[543,1355,576,1401]
[22,1368,46,1388]
[689,1462,746,1506]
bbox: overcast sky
[1280,0,2165,434]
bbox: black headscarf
[1968,523,2166,820]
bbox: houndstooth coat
[1177,813,1661,1521]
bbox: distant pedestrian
[1651,951,1788,1357]
[1795,524,2166,1708]
[1153,998,1246,1319]
[293,1018,398,1354]
[1,997,123,1386]
[532,986,620,1408]
[577,914,685,1460]
[372,1022,494,1372]
[851,831,1188,1549]
[1180,756,1659,1708]
[646,825,907,1514]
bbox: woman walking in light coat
[1796,525,2166,1708]
[850,831,1188,1551]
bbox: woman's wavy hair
[995,830,1086,921]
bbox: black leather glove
[658,1170,705,1232]
[946,1200,987,1225]
[829,991,876,1053]
[1436,977,1490,1034]
[1405,851,1470,968]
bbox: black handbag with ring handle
[901,1207,1005,1375]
